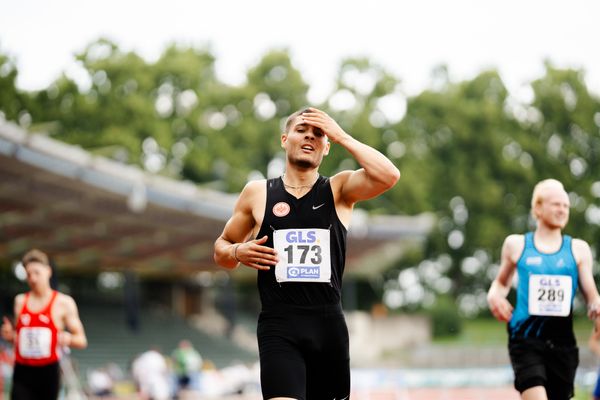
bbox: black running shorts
[508,338,579,400]
[11,361,61,400]
[257,303,350,400]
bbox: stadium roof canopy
[0,120,433,281]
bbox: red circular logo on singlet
[273,202,290,217]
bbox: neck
[282,171,319,189]
[30,286,52,298]
[535,224,562,240]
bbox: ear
[323,141,331,156]
[281,132,288,149]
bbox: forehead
[288,119,325,137]
[25,261,50,271]
[542,187,570,203]
[289,116,307,129]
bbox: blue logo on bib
[287,266,320,279]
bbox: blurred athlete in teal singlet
[487,179,600,400]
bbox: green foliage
[429,296,463,338]
[1,41,600,315]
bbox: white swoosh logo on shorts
[312,203,325,210]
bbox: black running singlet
[256,176,347,307]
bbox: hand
[588,299,600,320]
[488,295,514,322]
[300,108,348,143]
[1,316,14,341]
[58,331,72,347]
[235,235,278,271]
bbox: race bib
[273,229,331,283]
[18,327,52,359]
[528,274,572,317]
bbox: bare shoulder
[56,292,78,311]
[502,234,525,259]
[572,237,592,257]
[14,293,25,311]
[239,179,266,202]
[329,170,353,198]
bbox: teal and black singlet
[509,232,579,345]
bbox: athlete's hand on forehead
[236,235,278,271]
[300,108,347,143]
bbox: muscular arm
[61,295,87,349]
[301,108,400,206]
[213,181,277,271]
[487,234,523,322]
[573,239,600,323]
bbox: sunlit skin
[487,182,600,400]
[282,119,330,170]
[213,107,400,400]
[214,107,400,272]
[25,262,52,294]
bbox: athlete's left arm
[301,108,400,205]
[60,295,88,349]
[573,238,600,322]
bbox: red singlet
[15,291,60,366]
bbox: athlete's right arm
[213,181,278,271]
[1,294,24,342]
[487,234,522,322]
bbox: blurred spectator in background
[171,339,202,396]
[131,347,170,400]
[0,343,13,400]
[87,365,113,397]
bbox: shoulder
[236,180,266,206]
[504,234,525,249]
[14,293,25,310]
[241,179,266,198]
[56,293,78,311]
[571,237,592,256]
[502,234,525,258]
[329,170,352,194]
[330,171,352,186]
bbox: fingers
[254,235,269,245]
[489,299,513,322]
[237,236,278,270]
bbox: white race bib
[273,229,331,283]
[18,327,52,359]
[528,274,572,317]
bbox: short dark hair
[284,107,311,133]
[22,249,50,268]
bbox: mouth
[301,144,314,152]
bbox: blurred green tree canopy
[2,41,599,316]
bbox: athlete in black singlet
[214,107,400,399]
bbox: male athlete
[214,107,400,399]
[487,179,600,400]
[1,249,87,400]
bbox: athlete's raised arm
[300,108,400,206]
